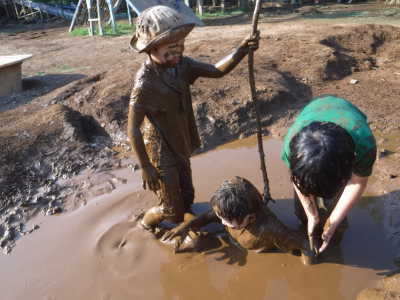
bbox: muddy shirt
[130,57,223,167]
[281,96,377,177]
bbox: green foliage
[70,22,135,37]
[196,9,245,19]
[70,27,89,36]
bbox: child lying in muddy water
[162,177,314,265]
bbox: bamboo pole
[247,0,273,205]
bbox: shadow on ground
[0,73,86,112]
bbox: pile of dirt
[50,71,134,143]
[193,65,311,149]
[266,24,400,84]
[0,103,120,253]
[357,273,400,300]
[320,24,400,80]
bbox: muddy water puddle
[0,137,396,300]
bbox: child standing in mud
[281,95,377,255]
[127,6,259,230]
[162,176,314,265]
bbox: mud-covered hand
[141,164,160,192]
[161,222,191,242]
[161,222,191,253]
[239,30,260,52]
[307,215,320,256]
[319,218,337,253]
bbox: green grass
[196,9,245,19]
[71,22,135,37]
[70,27,89,36]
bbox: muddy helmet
[130,5,195,53]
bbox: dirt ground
[0,2,400,297]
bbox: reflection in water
[157,237,345,300]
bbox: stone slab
[0,54,32,97]
[0,54,32,69]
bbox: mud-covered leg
[178,159,195,213]
[160,164,185,223]
[167,161,200,252]
[141,165,183,230]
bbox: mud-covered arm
[260,209,307,252]
[319,173,368,252]
[272,230,307,253]
[187,32,259,83]
[293,184,320,235]
[293,184,321,254]
[127,92,160,192]
[162,210,219,241]
[127,104,149,167]
[189,210,220,229]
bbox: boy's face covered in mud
[214,207,254,230]
[150,39,185,68]
[210,177,260,230]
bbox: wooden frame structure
[69,0,203,35]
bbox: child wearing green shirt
[281,95,377,254]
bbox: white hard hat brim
[130,23,195,53]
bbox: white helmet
[130,5,195,53]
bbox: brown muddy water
[0,137,395,300]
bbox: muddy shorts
[155,160,194,223]
[294,191,348,247]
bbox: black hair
[210,177,262,223]
[289,121,355,199]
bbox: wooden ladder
[86,0,103,36]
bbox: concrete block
[0,54,32,97]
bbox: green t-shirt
[281,96,376,177]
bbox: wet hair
[210,177,262,223]
[289,121,355,199]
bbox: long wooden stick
[248,0,273,205]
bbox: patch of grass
[70,27,89,36]
[196,9,245,19]
[105,22,134,35]
[71,22,135,37]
